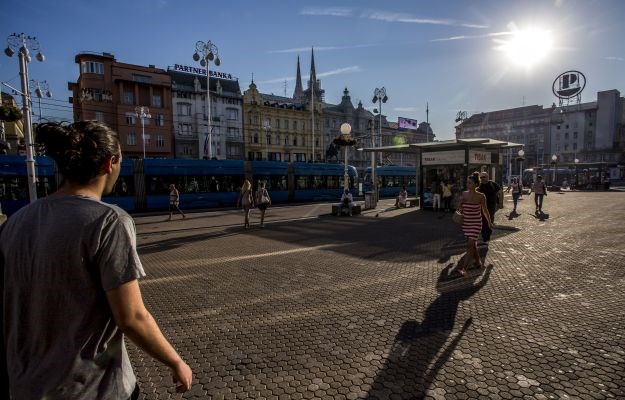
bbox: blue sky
[1,0,624,140]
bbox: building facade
[68,52,174,159]
[455,90,625,170]
[168,67,243,160]
[0,93,24,155]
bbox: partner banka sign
[173,64,235,80]
[552,70,586,100]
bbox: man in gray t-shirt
[1,121,192,399]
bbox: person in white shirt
[530,175,548,213]
[395,186,408,208]
[340,188,354,216]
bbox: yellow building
[0,93,24,155]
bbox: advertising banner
[398,117,418,130]
[422,150,465,165]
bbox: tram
[0,156,358,216]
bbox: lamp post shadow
[366,264,493,399]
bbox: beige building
[68,52,174,159]
[0,93,24,155]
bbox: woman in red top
[457,172,493,276]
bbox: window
[227,108,238,120]
[564,144,569,151]
[156,114,165,127]
[178,123,192,135]
[302,122,305,131]
[177,103,191,116]
[227,127,240,139]
[256,152,262,160]
[253,115,259,125]
[125,113,136,125]
[284,120,289,130]
[565,132,569,139]
[152,95,162,108]
[93,89,103,102]
[127,132,136,146]
[266,134,271,145]
[81,61,104,74]
[253,134,259,144]
[293,137,297,146]
[123,92,134,105]
[284,136,289,146]
[293,121,297,131]
[295,153,306,162]
[95,111,104,122]
[276,119,280,129]
[156,135,164,147]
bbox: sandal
[455,267,466,277]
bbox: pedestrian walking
[506,177,522,214]
[237,179,254,229]
[457,172,493,276]
[530,175,548,213]
[432,179,443,211]
[168,183,186,220]
[0,121,192,400]
[255,181,271,228]
[477,172,502,243]
[442,180,453,212]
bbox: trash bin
[364,191,377,210]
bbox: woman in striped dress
[457,172,493,276]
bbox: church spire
[293,55,304,102]
[309,47,317,91]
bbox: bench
[397,197,419,208]
[332,203,362,216]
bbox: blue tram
[363,165,417,198]
[0,156,358,216]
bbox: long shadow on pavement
[138,210,517,264]
[365,264,493,399]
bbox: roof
[168,70,241,96]
[358,138,524,153]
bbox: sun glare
[495,27,554,69]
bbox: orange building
[68,52,173,158]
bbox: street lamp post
[574,157,579,189]
[339,123,352,190]
[29,79,52,122]
[193,40,221,160]
[551,154,558,186]
[518,149,525,187]
[4,33,46,203]
[263,119,270,161]
[135,106,151,159]
[372,87,387,200]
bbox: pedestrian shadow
[365,264,492,398]
[506,210,521,220]
[437,237,467,264]
[531,211,550,221]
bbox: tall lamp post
[517,149,525,187]
[29,79,52,122]
[263,119,271,161]
[4,33,45,203]
[551,154,558,186]
[135,106,151,159]
[372,87,387,197]
[574,157,579,189]
[334,123,356,190]
[193,40,221,159]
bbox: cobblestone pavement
[130,190,625,399]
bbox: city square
[129,190,625,399]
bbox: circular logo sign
[552,71,586,99]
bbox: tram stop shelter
[359,138,523,209]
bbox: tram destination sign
[173,64,235,80]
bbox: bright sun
[494,26,554,69]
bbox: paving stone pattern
[130,191,625,399]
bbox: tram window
[254,175,287,191]
[146,174,244,194]
[327,176,340,189]
[110,177,134,197]
[296,176,310,189]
